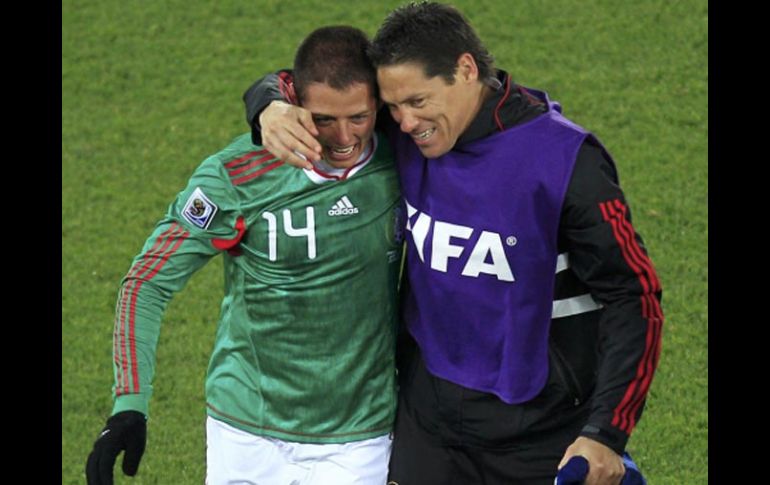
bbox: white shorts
[205,416,392,485]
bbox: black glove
[86,410,147,485]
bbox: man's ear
[456,52,480,83]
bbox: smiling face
[377,55,486,159]
[301,81,378,169]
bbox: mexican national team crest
[182,187,218,230]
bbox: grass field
[62,1,707,483]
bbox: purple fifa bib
[396,91,589,403]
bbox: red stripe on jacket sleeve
[278,71,297,104]
[599,199,663,434]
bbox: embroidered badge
[182,187,218,230]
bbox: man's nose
[399,110,420,134]
[334,122,353,145]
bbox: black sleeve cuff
[579,423,629,455]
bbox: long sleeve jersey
[243,70,663,454]
[111,132,404,443]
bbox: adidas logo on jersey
[328,196,359,216]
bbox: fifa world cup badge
[182,187,219,230]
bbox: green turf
[63,1,707,483]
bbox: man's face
[377,60,479,159]
[301,82,377,169]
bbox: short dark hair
[293,26,377,103]
[369,2,495,85]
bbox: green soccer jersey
[111,132,403,443]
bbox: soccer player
[86,26,403,485]
[244,3,663,484]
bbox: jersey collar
[302,134,377,184]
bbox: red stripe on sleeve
[600,200,663,434]
[609,201,663,430]
[224,150,269,169]
[611,200,661,290]
[623,306,662,430]
[116,224,180,394]
[278,72,297,104]
[228,153,276,177]
[602,203,654,294]
[116,224,186,394]
[113,288,124,391]
[608,200,660,291]
[231,160,284,186]
[601,202,647,431]
[126,228,189,394]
